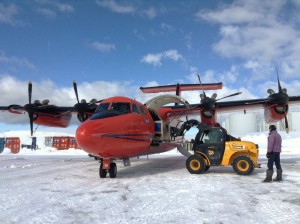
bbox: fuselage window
[111,102,131,114]
[96,103,110,112]
[132,104,140,114]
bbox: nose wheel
[99,160,117,178]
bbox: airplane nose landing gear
[99,159,117,178]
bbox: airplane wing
[162,95,300,117]
[0,81,99,135]
[217,95,300,112]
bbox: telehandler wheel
[233,155,254,175]
[205,165,210,171]
[186,155,206,174]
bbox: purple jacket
[267,130,282,153]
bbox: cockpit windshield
[96,102,131,114]
[90,102,132,120]
[111,102,131,114]
[95,103,110,112]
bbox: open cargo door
[145,94,190,111]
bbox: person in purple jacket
[264,125,282,182]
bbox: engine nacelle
[264,104,288,123]
[34,111,72,128]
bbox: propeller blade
[283,106,289,133]
[197,73,201,84]
[197,73,206,98]
[28,82,32,104]
[27,81,34,136]
[216,92,242,101]
[276,66,283,93]
[29,113,34,136]
[283,88,287,94]
[73,80,80,104]
[89,98,98,104]
[284,115,289,133]
[211,93,217,99]
[267,89,275,95]
[72,80,89,122]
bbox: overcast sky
[0,0,300,131]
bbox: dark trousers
[267,152,281,170]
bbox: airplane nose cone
[76,120,104,155]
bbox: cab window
[202,130,223,144]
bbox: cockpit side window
[132,104,140,114]
[139,105,146,115]
[111,102,131,114]
[96,103,110,112]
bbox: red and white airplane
[1,77,300,178]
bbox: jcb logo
[208,150,214,156]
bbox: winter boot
[273,169,282,182]
[263,170,274,182]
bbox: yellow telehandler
[186,127,260,175]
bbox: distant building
[223,112,260,134]
[223,111,300,134]
[289,111,300,131]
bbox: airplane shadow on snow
[115,155,187,179]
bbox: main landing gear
[99,159,117,178]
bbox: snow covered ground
[0,131,300,224]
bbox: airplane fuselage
[75,96,172,159]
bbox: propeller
[242,68,289,133]
[23,82,48,136]
[197,74,242,110]
[265,68,289,132]
[72,80,98,122]
[274,68,289,133]
[27,82,34,136]
[256,67,289,133]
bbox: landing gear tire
[186,155,206,174]
[109,163,117,178]
[232,155,254,175]
[99,163,107,178]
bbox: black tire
[99,163,107,178]
[205,165,210,171]
[109,163,117,178]
[186,155,206,174]
[232,155,254,175]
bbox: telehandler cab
[186,127,260,175]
